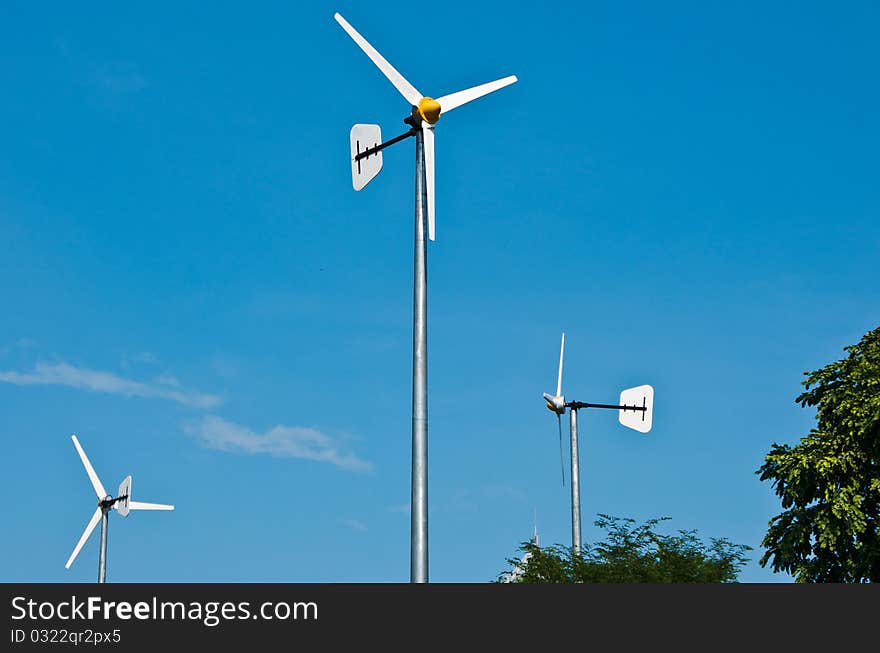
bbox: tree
[498,515,751,583]
[757,326,880,582]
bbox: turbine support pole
[98,507,109,584]
[570,408,582,555]
[411,127,429,583]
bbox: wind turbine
[65,434,174,583]
[334,12,517,583]
[542,333,654,554]
[500,509,540,583]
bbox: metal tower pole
[570,408,582,554]
[97,508,108,584]
[411,127,429,583]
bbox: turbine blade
[334,13,422,106]
[71,435,106,499]
[557,413,565,487]
[65,507,102,569]
[129,501,174,511]
[436,75,518,114]
[422,122,436,241]
[556,332,565,398]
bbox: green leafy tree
[757,326,880,582]
[499,515,751,583]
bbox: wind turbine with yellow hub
[334,12,517,583]
[337,12,516,239]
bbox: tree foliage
[499,515,751,583]
[757,326,880,582]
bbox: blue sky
[1,1,877,582]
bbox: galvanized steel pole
[97,508,108,583]
[570,408,582,554]
[411,128,429,583]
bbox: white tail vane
[435,76,519,114]
[71,434,106,499]
[333,13,421,105]
[350,124,383,191]
[619,385,654,434]
[65,507,102,570]
[422,122,436,240]
[116,476,132,517]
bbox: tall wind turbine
[542,334,654,554]
[65,434,174,583]
[334,11,517,583]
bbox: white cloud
[0,361,220,408]
[184,415,373,472]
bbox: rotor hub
[545,394,565,414]
[417,97,441,124]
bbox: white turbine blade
[65,507,102,569]
[334,13,422,106]
[71,435,106,499]
[436,75,517,114]
[422,122,436,241]
[556,332,565,397]
[129,501,174,511]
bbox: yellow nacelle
[418,97,441,124]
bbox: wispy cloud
[0,361,221,408]
[184,415,373,472]
[343,519,368,532]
